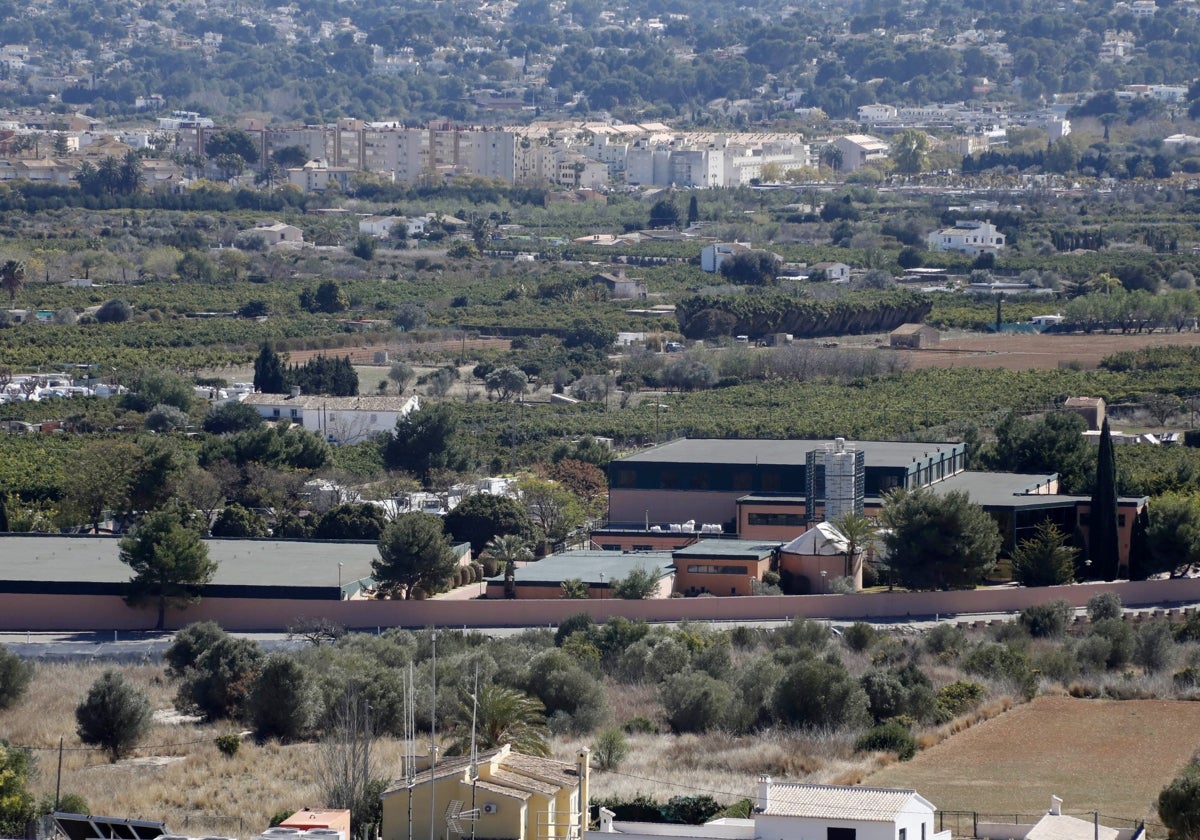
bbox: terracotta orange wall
[1076,501,1143,570]
[674,558,771,596]
[778,553,863,592]
[3,576,1199,631]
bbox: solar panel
[53,813,168,840]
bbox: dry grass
[555,728,875,805]
[866,695,1200,822]
[0,662,419,835]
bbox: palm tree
[486,534,532,599]
[0,259,25,306]
[820,143,843,173]
[450,684,549,757]
[560,578,590,599]
[832,512,876,583]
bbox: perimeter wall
[2,577,1199,631]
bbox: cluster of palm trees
[76,150,145,198]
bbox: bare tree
[316,688,389,840]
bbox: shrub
[1033,647,1081,683]
[591,728,629,771]
[1090,619,1135,670]
[661,670,732,733]
[1177,613,1200,643]
[1174,667,1200,690]
[95,298,132,323]
[1019,600,1074,638]
[0,644,32,710]
[214,734,241,757]
[773,658,870,730]
[936,681,986,717]
[861,670,906,723]
[924,624,966,658]
[1076,635,1115,673]
[1087,592,1123,622]
[247,654,321,741]
[75,671,153,762]
[164,621,228,678]
[176,636,264,720]
[855,721,917,761]
[964,642,1032,685]
[662,796,724,825]
[1134,622,1176,673]
[843,622,877,652]
[775,617,829,651]
[555,613,595,647]
[1158,763,1200,840]
[624,717,656,734]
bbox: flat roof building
[608,438,966,528]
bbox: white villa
[241,392,420,444]
[926,220,1005,256]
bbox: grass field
[866,695,1200,824]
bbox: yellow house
[381,745,590,840]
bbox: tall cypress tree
[0,492,8,532]
[253,343,287,393]
[1090,418,1121,581]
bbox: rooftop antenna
[469,664,480,840]
[429,629,438,840]
[404,662,416,840]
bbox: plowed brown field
[866,695,1200,821]
[899,331,1200,371]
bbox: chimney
[1050,796,1063,816]
[291,385,301,398]
[757,775,772,812]
[599,809,615,833]
[578,748,592,837]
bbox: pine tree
[253,343,287,393]
[1090,418,1121,581]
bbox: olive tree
[75,671,153,762]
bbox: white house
[832,135,889,172]
[590,779,948,840]
[811,262,850,282]
[701,241,752,273]
[250,221,304,246]
[358,215,404,237]
[926,220,1005,256]
[241,392,420,444]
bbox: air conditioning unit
[483,804,498,815]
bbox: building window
[272,409,280,418]
[1119,514,1127,527]
[660,470,680,489]
[616,469,637,488]
[900,829,907,840]
[829,829,856,840]
[600,543,620,551]
[732,471,753,491]
[632,544,653,551]
[748,512,806,527]
[761,471,782,492]
[687,564,749,575]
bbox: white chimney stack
[291,385,301,398]
[1050,796,1063,816]
[599,809,615,833]
[757,775,772,812]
